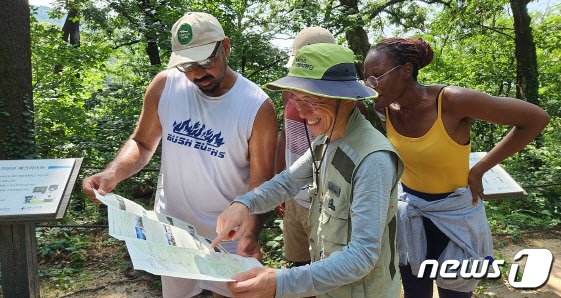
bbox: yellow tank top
[386,88,471,194]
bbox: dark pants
[401,262,473,297]
[401,185,473,298]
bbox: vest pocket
[322,188,350,219]
[319,190,350,247]
[323,284,352,298]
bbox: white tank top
[156,69,267,241]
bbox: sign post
[0,158,82,297]
[0,223,39,297]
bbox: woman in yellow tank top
[363,37,550,298]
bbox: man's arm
[275,91,289,174]
[273,92,289,217]
[237,98,278,259]
[227,151,398,297]
[82,71,167,202]
[274,129,287,175]
[273,129,287,217]
[213,151,313,248]
[275,151,397,297]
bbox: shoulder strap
[435,85,447,117]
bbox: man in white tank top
[82,12,277,298]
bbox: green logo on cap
[294,57,314,70]
[177,24,193,45]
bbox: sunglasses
[176,41,222,73]
[365,65,403,89]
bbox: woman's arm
[446,86,550,203]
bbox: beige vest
[308,109,403,298]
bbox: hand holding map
[94,190,262,282]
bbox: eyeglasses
[289,95,327,111]
[365,65,403,89]
[176,41,222,73]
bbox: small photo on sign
[33,186,47,193]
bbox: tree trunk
[62,8,80,46]
[339,0,371,60]
[510,0,539,105]
[0,0,35,159]
[345,26,370,62]
[140,0,161,66]
[55,7,80,74]
[146,40,161,66]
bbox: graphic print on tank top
[166,118,226,159]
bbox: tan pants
[283,199,312,262]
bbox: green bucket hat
[265,43,377,100]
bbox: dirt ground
[35,229,560,298]
[476,229,561,298]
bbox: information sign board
[0,158,82,222]
[469,152,526,199]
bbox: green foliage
[28,3,561,293]
[259,216,290,268]
[0,94,36,159]
[37,228,90,283]
[534,9,561,118]
[31,15,112,160]
[420,5,561,236]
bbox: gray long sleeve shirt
[397,187,493,292]
[235,143,398,298]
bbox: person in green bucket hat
[211,43,404,298]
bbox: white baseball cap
[286,27,336,67]
[168,12,225,69]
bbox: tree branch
[246,56,287,79]
[478,24,515,38]
[368,0,407,19]
[113,39,142,49]
[368,0,453,19]
[383,9,419,31]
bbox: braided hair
[368,37,434,81]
